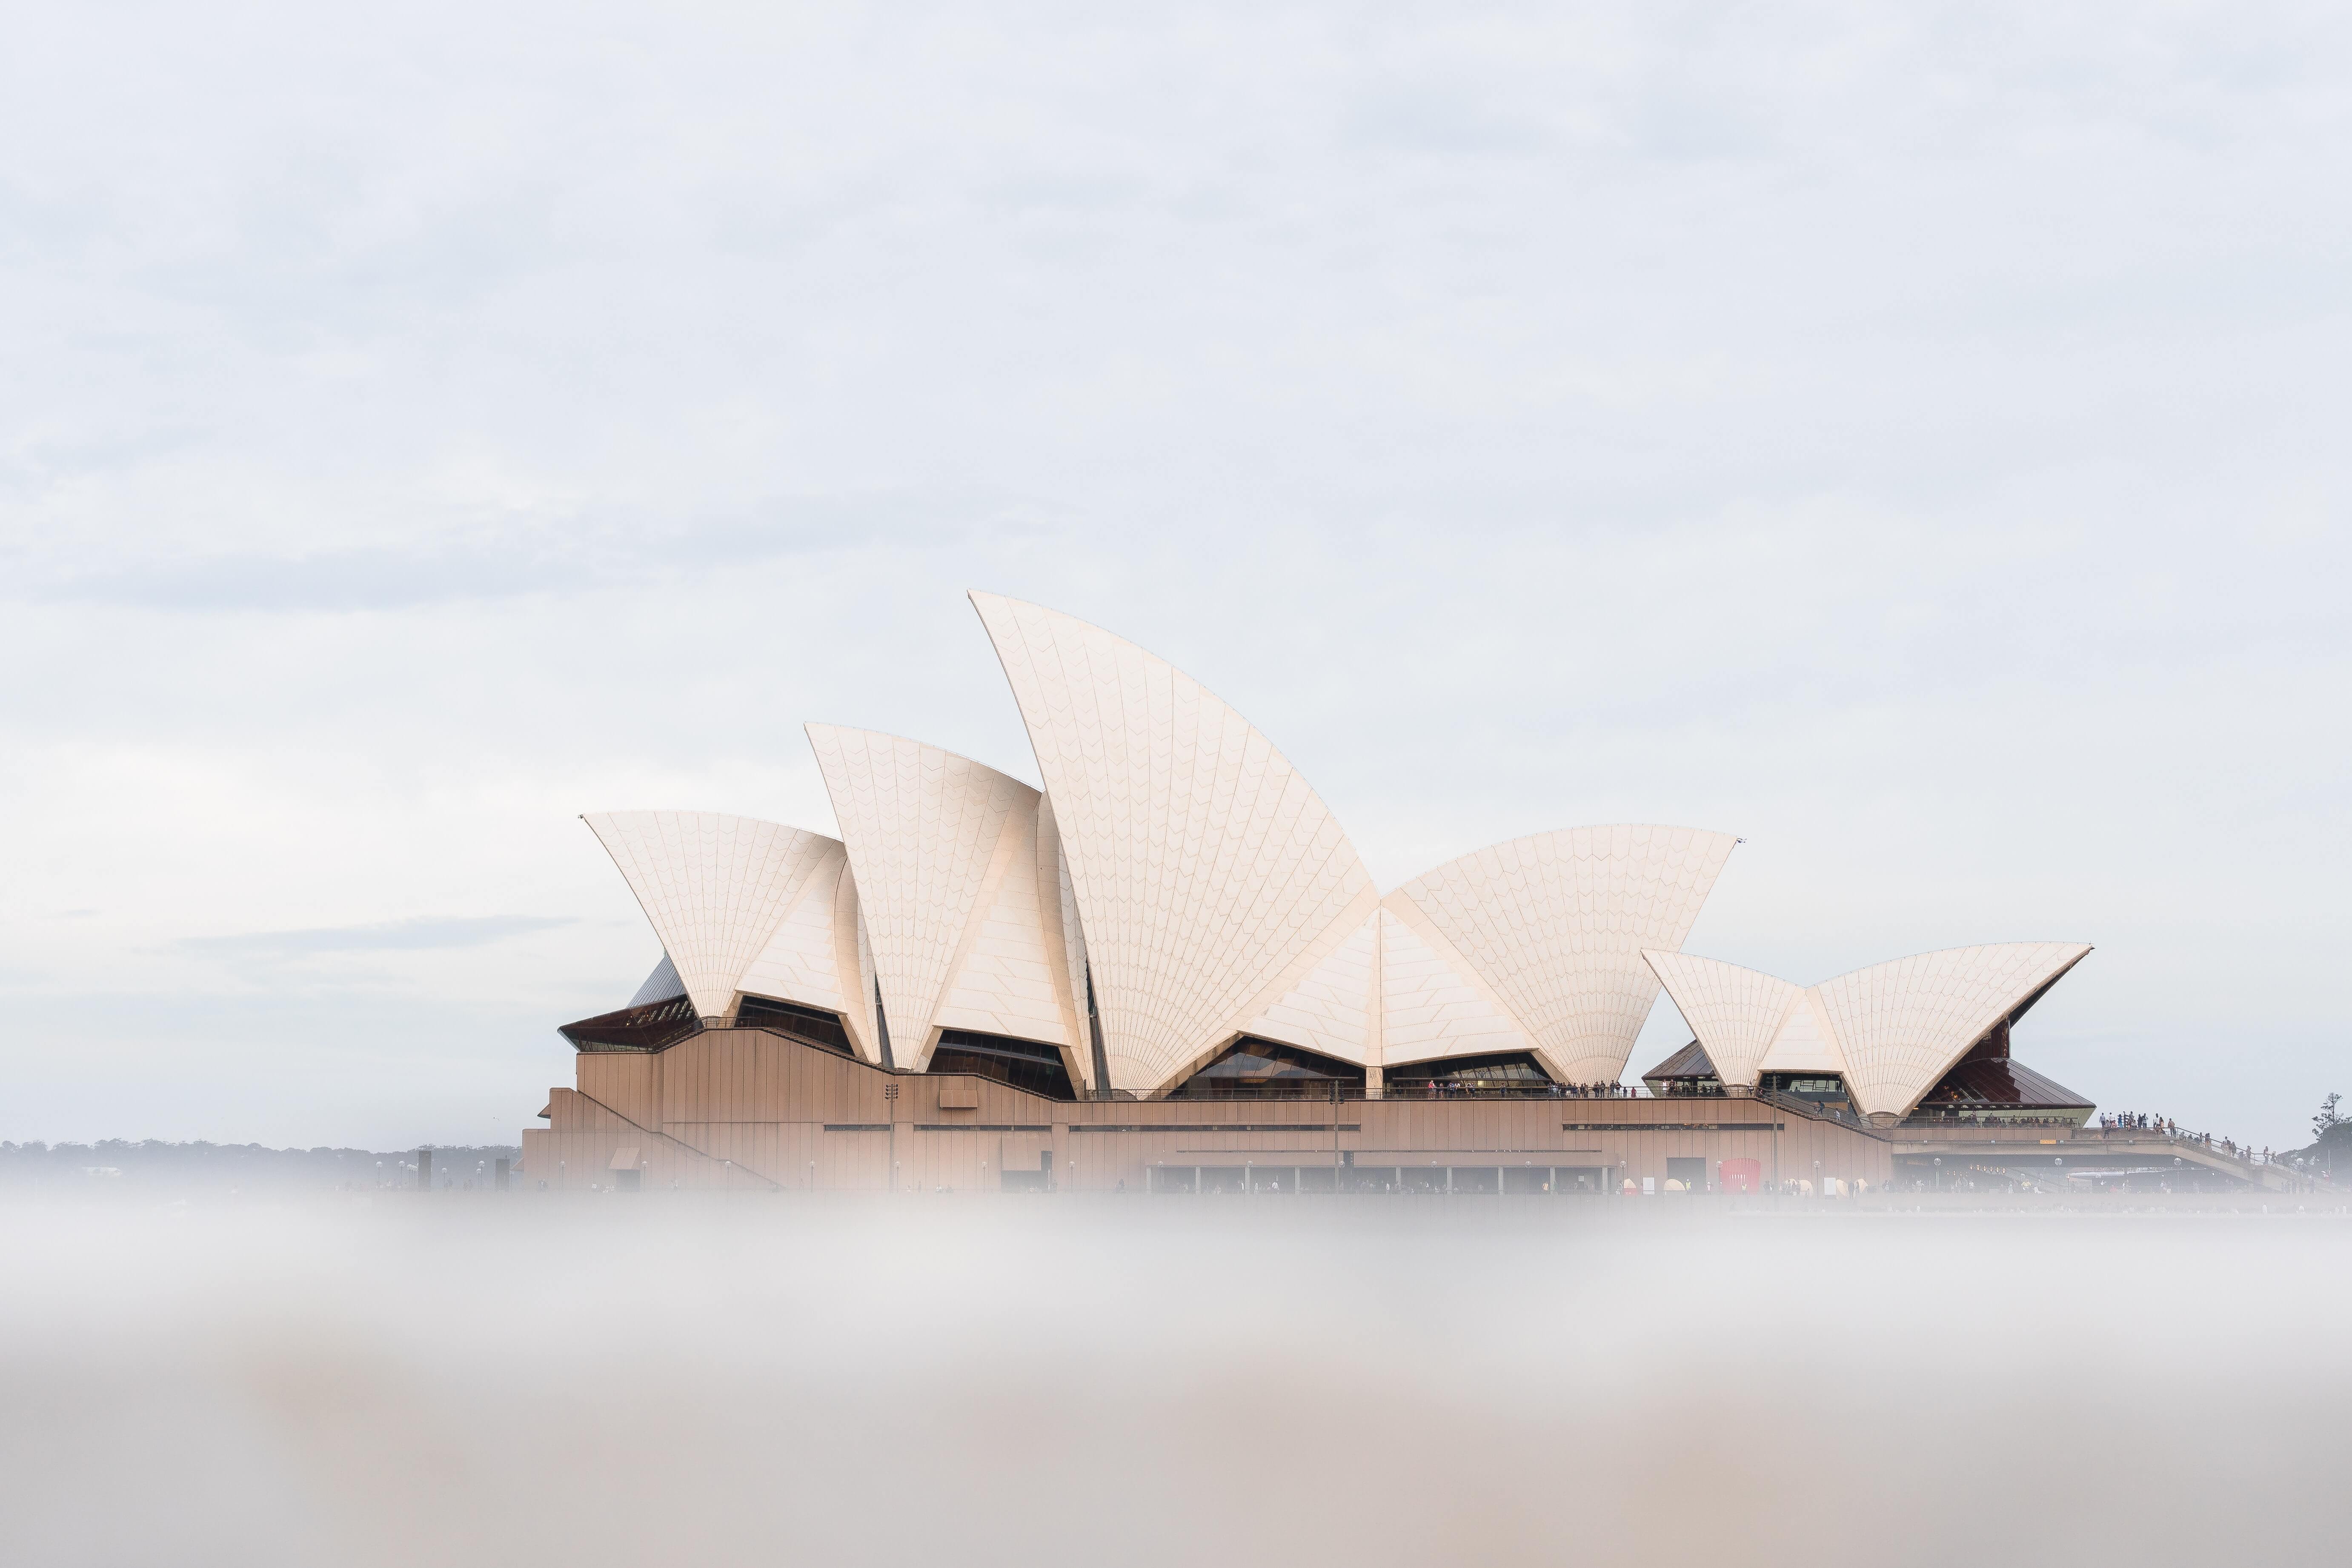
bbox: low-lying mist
[2,1198,2343,1567]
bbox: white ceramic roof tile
[582,811,843,1017]
[933,790,1076,1050]
[1243,910,1379,1063]
[808,724,1048,1067]
[1037,795,1096,1093]
[972,592,1379,1094]
[850,885,880,1059]
[1759,990,1845,1076]
[1390,825,1739,1084]
[1810,941,2093,1118]
[737,847,854,1016]
[1375,905,1537,1067]
[1642,950,1803,1088]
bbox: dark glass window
[1762,1072,1851,1107]
[1386,1052,1554,1094]
[735,995,855,1056]
[929,1030,1077,1101]
[559,995,701,1053]
[1169,1038,1366,1098]
[1640,1039,1722,1093]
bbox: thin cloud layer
[180,916,574,959]
[1,3,2346,1147]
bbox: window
[1386,1051,1555,1095]
[735,995,856,1056]
[1763,1072,1851,1107]
[1169,1038,1366,1098]
[929,1030,1077,1101]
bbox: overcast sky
[4,3,2346,1151]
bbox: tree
[2317,1092,2344,1143]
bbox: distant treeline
[2294,1121,2351,1171]
[0,1140,525,1190]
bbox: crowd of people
[2099,1110,2275,1164]
[1384,1079,1634,1099]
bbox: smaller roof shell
[582,811,846,1019]
[1388,825,1740,1084]
[1643,941,2094,1119]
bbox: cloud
[181,916,573,959]
[3,2,2348,1151]
[22,504,988,613]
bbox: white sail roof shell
[972,592,1379,1095]
[1642,951,1805,1088]
[732,844,889,1062]
[1373,902,1540,1069]
[1757,991,1844,1076]
[1645,941,2093,1116]
[1386,825,1739,1084]
[807,724,1082,1074]
[1240,909,1383,1066]
[582,811,846,1019]
[1812,941,2092,1118]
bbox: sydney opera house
[524,592,2179,1197]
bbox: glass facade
[1385,1051,1555,1095]
[1761,1071,1853,1113]
[735,995,857,1056]
[929,1029,1078,1101]
[1169,1038,1367,1098]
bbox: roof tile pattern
[933,795,1076,1051]
[1244,910,1380,1064]
[1811,942,2092,1117]
[807,725,1036,1066]
[582,812,842,1018]
[1640,951,1803,1088]
[1390,825,1739,1084]
[737,847,854,1015]
[1375,906,1538,1067]
[1759,992,1843,1075]
[972,592,1378,1094]
[1037,796,1096,1092]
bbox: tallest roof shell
[970,592,1379,1094]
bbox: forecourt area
[528,593,2282,1198]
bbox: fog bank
[2,1202,2343,1567]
